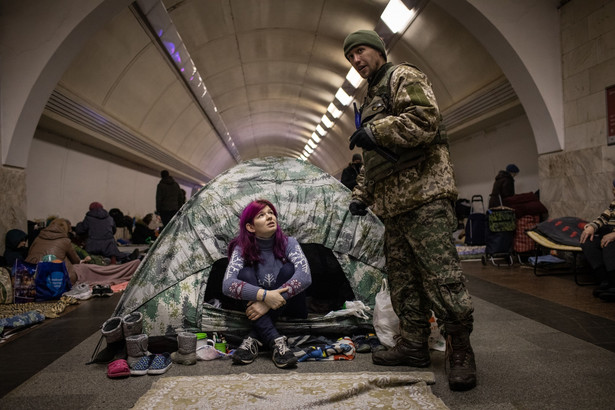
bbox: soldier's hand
[349,127,376,151]
[349,200,368,216]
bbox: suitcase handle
[470,195,485,214]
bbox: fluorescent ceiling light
[305,145,314,154]
[321,115,333,129]
[308,139,317,149]
[346,68,363,88]
[299,154,306,161]
[327,103,343,119]
[335,89,353,106]
[302,150,310,157]
[311,132,321,143]
[316,125,326,136]
[381,0,414,33]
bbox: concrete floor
[2,260,615,409]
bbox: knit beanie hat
[89,202,103,211]
[506,164,519,173]
[352,153,362,162]
[343,30,387,61]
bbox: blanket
[133,372,448,409]
[74,259,140,286]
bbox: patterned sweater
[588,199,615,231]
[223,236,311,301]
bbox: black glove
[349,200,368,216]
[349,127,377,151]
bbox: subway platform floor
[1,259,615,409]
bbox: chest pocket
[360,94,390,126]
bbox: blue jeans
[237,263,307,346]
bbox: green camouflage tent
[113,157,386,336]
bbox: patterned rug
[133,371,449,409]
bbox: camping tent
[112,157,386,336]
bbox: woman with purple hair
[222,199,312,368]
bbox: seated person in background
[131,213,156,244]
[3,229,28,267]
[75,202,132,264]
[26,218,89,284]
[222,199,312,369]
[580,179,615,302]
[341,153,363,191]
[488,164,519,208]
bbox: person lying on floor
[580,178,615,301]
[222,199,312,369]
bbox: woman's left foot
[272,336,297,368]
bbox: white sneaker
[64,283,92,300]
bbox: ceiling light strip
[134,0,240,163]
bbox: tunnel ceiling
[39,0,522,185]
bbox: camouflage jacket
[352,62,457,219]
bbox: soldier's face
[346,45,386,79]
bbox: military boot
[372,337,430,367]
[445,324,477,391]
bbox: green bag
[487,207,516,232]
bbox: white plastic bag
[372,279,400,349]
[323,300,371,320]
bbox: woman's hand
[601,232,615,248]
[580,225,595,244]
[80,256,92,264]
[264,287,289,310]
[246,300,270,321]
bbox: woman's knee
[237,267,258,284]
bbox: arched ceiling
[39,0,523,185]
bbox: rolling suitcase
[464,195,487,246]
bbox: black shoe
[367,333,386,353]
[232,336,260,365]
[272,336,298,369]
[352,335,371,353]
[445,324,477,391]
[593,282,611,298]
[372,337,430,367]
[92,285,104,297]
[599,289,615,302]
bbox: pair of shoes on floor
[130,353,172,376]
[107,359,131,379]
[353,333,385,353]
[63,283,92,300]
[92,284,113,297]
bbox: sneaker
[367,333,386,353]
[232,336,261,365]
[148,353,173,375]
[100,285,114,297]
[92,285,104,297]
[272,336,298,369]
[352,335,371,353]
[130,354,154,376]
[64,283,92,300]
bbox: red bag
[514,215,539,253]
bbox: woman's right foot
[232,336,261,364]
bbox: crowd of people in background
[1,169,182,276]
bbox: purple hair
[227,199,288,265]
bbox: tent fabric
[113,157,386,336]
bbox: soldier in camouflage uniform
[343,29,477,391]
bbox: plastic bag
[34,261,71,301]
[323,300,371,320]
[373,279,400,349]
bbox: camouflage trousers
[383,199,474,343]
